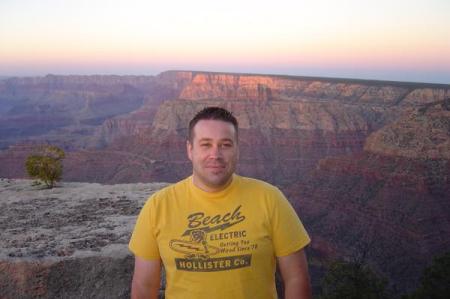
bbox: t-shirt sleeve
[271,188,310,257]
[128,196,160,260]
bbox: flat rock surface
[0,178,167,261]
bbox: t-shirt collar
[189,174,239,199]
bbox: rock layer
[0,179,167,299]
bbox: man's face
[187,119,239,192]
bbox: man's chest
[154,203,274,272]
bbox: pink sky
[0,0,449,83]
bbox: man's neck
[191,176,233,193]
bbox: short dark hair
[188,107,238,142]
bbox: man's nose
[209,145,222,158]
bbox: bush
[25,145,65,188]
[319,260,389,299]
[407,252,450,299]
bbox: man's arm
[131,256,161,299]
[277,249,312,299]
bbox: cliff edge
[0,179,167,299]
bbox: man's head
[187,107,239,192]
[188,107,238,143]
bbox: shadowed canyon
[0,71,449,297]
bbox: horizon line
[1,69,449,88]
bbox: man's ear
[186,140,193,161]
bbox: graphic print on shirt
[169,205,258,272]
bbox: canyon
[0,71,449,296]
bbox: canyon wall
[0,71,449,294]
[0,72,192,150]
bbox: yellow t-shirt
[129,174,310,299]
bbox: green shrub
[25,145,65,188]
[408,252,450,299]
[319,260,389,299]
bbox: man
[129,107,311,299]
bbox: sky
[1,0,449,83]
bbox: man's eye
[221,143,232,148]
[200,143,210,147]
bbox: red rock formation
[1,71,448,184]
[365,99,450,159]
[1,71,449,295]
[178,72,415,104]
[90,98,384,185]
[286,151,450,293]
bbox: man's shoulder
[147,177,190,202]
[236,175,281,193]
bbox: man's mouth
[206,165,225,169]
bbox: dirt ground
[0,178,167,299]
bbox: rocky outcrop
[400,88,450,106]
[0,179,167,299]
[179,72,413,104]
[287,152,450,293]
[365,98,450,159]
[77,97,392,186]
